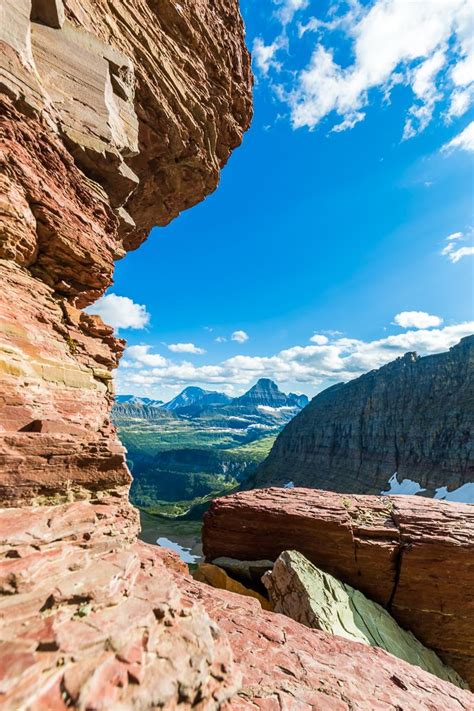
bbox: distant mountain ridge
[162,387,232,411]
[114,379,308,419]
[250,337,474,497]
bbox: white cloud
[441,121,474,153]
[215,336,227,343]
[445,245,474,263]
[252,37,285,76]
[86,294,150,330]
[274,0,309,25]
[393,311,443,329]
[441,229,473,262]
[310,333,329,345]
[167,342,206,354]
[254,0,473,138]
[117,321,473,398]
[125,345,167,367]
[446,231,464,241]
[231,330,249,343]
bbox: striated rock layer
[0,0,252,706]
[251,336,474,495]
[0,0,252,504]
[182,561,474,709]
[203,487,474,687]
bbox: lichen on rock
[262,549,467,689]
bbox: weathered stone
[252,337,474,495]
[203,487,474,687]
[262,550,467,689]
[0,500,240,709]
[0,0,252,707]
[31,0,66,29]
[185,575,474,710]
[193,563,273,611]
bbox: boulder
[262,550,467,689]
[212,556,273,592]
[203,487,474,686]
[193,563,273,611]
[184,575,474,710]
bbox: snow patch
[434,483,474,504]
[382,473,426,496]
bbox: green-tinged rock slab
[262,549,468,689]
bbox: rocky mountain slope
[252,336,474,496]
[112,379,308,517]
[162,386,232,411]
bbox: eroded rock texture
[252,336,474,494]
[184,572,474,710]
[0,0,252,706]
[0,0,252,504]
[1,1,473,708]
[203,487,474,687]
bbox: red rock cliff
[0,1,252,707]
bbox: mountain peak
[235,379,289,407]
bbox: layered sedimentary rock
[0,0,252,502]
[252,337,474,494]
[0,0,252,706]
[0,498,240,709]
[203,487,474,687]
[262,550,466,688]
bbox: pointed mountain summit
[235,378,292,408]
[162,386,230,411]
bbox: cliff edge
[252,336,474,495]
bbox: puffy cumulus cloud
[231,330,249,343]
[310,333,329,345]
[116,321,474,398]
[441,121,474,153]
[252,37,285,76]
[253,0,473,139]
[85,294,149,330]
[123,345,167,367]
[440,229,473,263]
[393,311,443,329]
[167,342,206,354]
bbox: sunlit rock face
[0,0,252,504]
[0,0,251,706]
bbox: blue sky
[89,0,474,401]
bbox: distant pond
[139,510,203,564]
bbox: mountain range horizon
[116,377,310,412]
